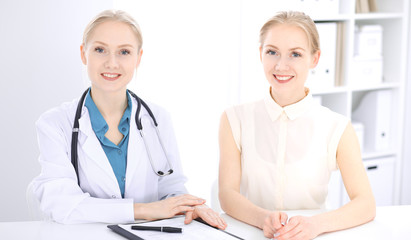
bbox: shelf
[362,151,396,160]
[313,14,351,22]
[311,86,348,95]
[349,82,401,92]
[354,13,404,20]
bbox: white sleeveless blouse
[225,89,348,210]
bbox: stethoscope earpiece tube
[71,88,90,185]
[71,88,174,187]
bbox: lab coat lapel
[125,98,150,193]
[78,109,119,188]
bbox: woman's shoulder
[36,99,78,129]
[310,103,349,129]
[225,98,264,114]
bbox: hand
[262,211,288,238]
[274,215,320,240]
[134,194,205,220]
[184,204,227,230]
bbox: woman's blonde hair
[259,11,320,54]
[82,9,143,51]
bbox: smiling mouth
[273,74,294,82]
[101,73,121,81]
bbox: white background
[0,0,410,222]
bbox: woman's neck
[270,87,308,107]
[89,87,128,118]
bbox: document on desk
[115,216,243,240]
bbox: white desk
[0,206,409,239]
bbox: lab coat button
[122,127,126,132]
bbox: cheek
[262,57,275,71]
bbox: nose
[274,57,289,71]
[104,53,119,69]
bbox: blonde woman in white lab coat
[218,11,375,239]
[31,9,226,228]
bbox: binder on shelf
[351,55,383,86]
[334,22,345,86]
[354,25,383,57]
[352,90,392,152]
[356,0,378,13]
[306,22,337,91]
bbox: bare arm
[218,112,286,231]
[312,122,376,233]
[276,123,376,239]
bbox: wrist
[310,214,327,235]
[257,209,271,229]
[133,203,147,220]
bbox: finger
[216,215,227,229]
[278,224,302,240]
[263,225,275,238]
[172,205,194,216]
[176,198,206,207]
[184,211,194,224]
[280,212,288,226]
[271,212,283,230]
[277,216,299,236]
[175,194,205,203]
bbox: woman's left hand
[184,205,227,230]
[273,215,321,240]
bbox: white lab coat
[31,95,188,224]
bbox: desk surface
[0,205,410,240]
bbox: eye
[94,47,105,53]
[291,52,302,57]
[120,49,130,55]
[266,50,277,56]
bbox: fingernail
[281,222,286,226]
[274,233,280,237]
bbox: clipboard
[107,216,244,240]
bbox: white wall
[0,0,112,221]
[114,0,241,206]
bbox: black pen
[131,225,183,233]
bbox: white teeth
[103,73,119,78]
[275,75,293,81]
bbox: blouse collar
[264,87,313,121]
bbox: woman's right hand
[262,211,288,238]
[133,194,205,220]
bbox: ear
[136,49,143,68]
[80,44,87,65]
[310,50,321,69]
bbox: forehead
[87,20,139,47]
[263,24,309,50]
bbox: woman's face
[81,20,142,94]
[260,24,319,99]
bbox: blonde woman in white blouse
[218,11,376,240]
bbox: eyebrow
[93,41,135,49]
[264,44,306,51]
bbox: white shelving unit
[311,0,410,207]
[238,0,409,208]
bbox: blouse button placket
[277,111,288,209]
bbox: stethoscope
[71,88,173,185]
